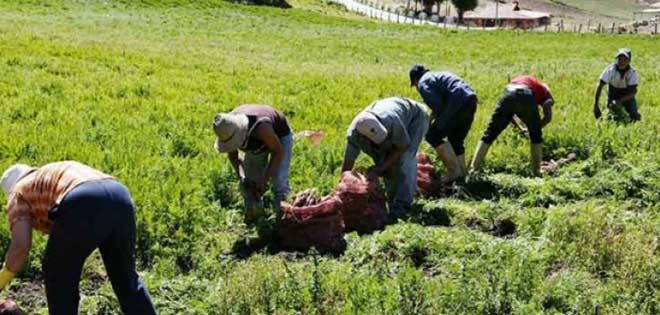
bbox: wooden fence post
[597,23,602,33]
[578,24,582,33]
[587,19,591,32]
[655,22,658,35]
[611,22,616,33]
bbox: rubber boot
[469,141,490,174]
[530,143,543,177]
[435,143,462,184]
[456,154,467,178]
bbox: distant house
[463,1,551,29]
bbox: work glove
[0,265,15,291]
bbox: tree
[451,0,478,24]
[422,0,435,15]
[435,0,445,15]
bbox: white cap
[615,48,632,60]
[354,111,387,144]
[1,164,34,195]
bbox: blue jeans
[44,179,157,315]
[373,111,430,217]
[608,97,641,121]
[241,132,293,211]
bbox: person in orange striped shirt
[0,161,157,315]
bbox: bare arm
[541,101,553,128]
[370,144,408,179]
[5,220,32,273]
[341,158,355,173]
[593,81,606,119]
[227,151,244,180]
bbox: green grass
[0,0,659,314]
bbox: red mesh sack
[336,172,387,234]
[276,195,346,254]
[0,299,24,315]
[416,153,439,197]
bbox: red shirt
[511,75,553,106]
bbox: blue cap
[409,64,428,86]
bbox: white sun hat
[213,113,250,153]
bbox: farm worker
[341,97,430,220]
[0,161,157,315]
[409,64,478,184]
[593,48,640,121]
[470,75,554,177]
[213,104,293,220]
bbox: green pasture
[0,1,659,314]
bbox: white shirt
[599,64,639,89]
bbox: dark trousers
[607,97,641,121]
[481,88,543,145]
[425,95,477,156]
[44,179,157,315]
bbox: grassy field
[1,0,660,314]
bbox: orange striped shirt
[6,161,113,234]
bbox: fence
[345,0,659,35]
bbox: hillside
[381,0,653,24]
[0,0,659,314]
[516,0,650,23]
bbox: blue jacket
[416,71,476,130]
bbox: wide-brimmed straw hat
[213,113,250,153]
